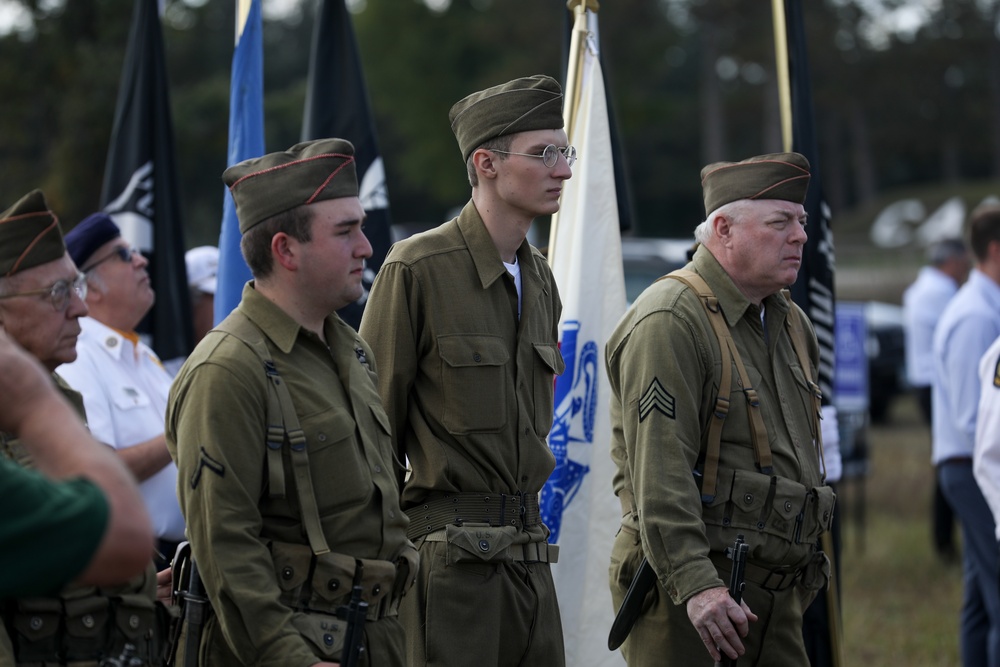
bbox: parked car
[620,237,695,304]
[861,301,907,423]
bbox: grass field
[839,394,963,665]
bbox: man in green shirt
[607,153,835,666]
[0,326,153,598]
[360,75,571,667]
[167,138,416,667]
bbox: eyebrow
[335,215,367,228]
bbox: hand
[686,586,758,662]
[156,567,173,605]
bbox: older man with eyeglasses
[0,190,170,666]
[58,211,185,571]
[360,74,572,667]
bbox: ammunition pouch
[269,540,415,621]
[702,467,835,565]
[422,524,559,564]
[5,589,172,666]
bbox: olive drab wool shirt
[165,283,410,667]
[606,245,825,605]
[360,201,564,520]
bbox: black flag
[302,0,391,330]
[101,0,192,362]
[786,0,835,400]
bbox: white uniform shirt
[903,266,958,387]
[974,335,1000,540]
[932,270,1000,464]
[58,316,185,541]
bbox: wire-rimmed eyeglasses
[490,144,577,168]
[0,272,87,311]
[83,245,138,273]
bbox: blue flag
[301,0,392,331]
[215,0,265,324]
[101,0,192,362]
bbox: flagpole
[548,0,596,268]
[236,0,252,43]
[771,0,792,152]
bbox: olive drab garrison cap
[223,138,358,234]
[700,152,811,217]
[449,74,565,161]
[0,190,67,278]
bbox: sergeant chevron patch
[639,378,675,422]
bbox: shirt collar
[457,200,538,290]
[690,245,790,328]
[236,281,350,354]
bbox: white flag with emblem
[541,14,627,667]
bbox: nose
[133,249,149,268]
[551,152,573,180]
[67,288,89,319]
[356,228,373,260]
[791,222,808,245]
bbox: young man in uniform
[606,153,834,666]
[166,138,416,667]
[59,212,185,570]
[0,190,168,665]
[360,74,571,666]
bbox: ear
[472,148,499,181]
[712,213,733,243]
[271,232,299,272]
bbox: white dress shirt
[58,316,185,541]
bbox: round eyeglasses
[490,144,577,168]
[0,272,88,311]
[83,245,138,272]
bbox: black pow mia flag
[301,0,392,331]
[785,0,835,402]
[101,0,192,363]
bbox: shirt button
[374,465,382,473]
[524,427,530,436]
[473,352,482,362]
[318,433,327,442]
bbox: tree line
[0,0,997,242]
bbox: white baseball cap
[186,246,218,295]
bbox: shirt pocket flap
[370,403,391,435]
[438,335,509,369]
[533,342,566,376]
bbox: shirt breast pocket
[112,386,151,411]
[301,407,372,512]
[437,334,509,434]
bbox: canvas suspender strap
[215,315,332,556]
[662,269,773,502]
[781,291,827,482]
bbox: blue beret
[65,212,121,270]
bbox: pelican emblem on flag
[541,320,598,543]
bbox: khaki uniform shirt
[606,246,825,605]
[359,201,564,534]
[166,283,410,667]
